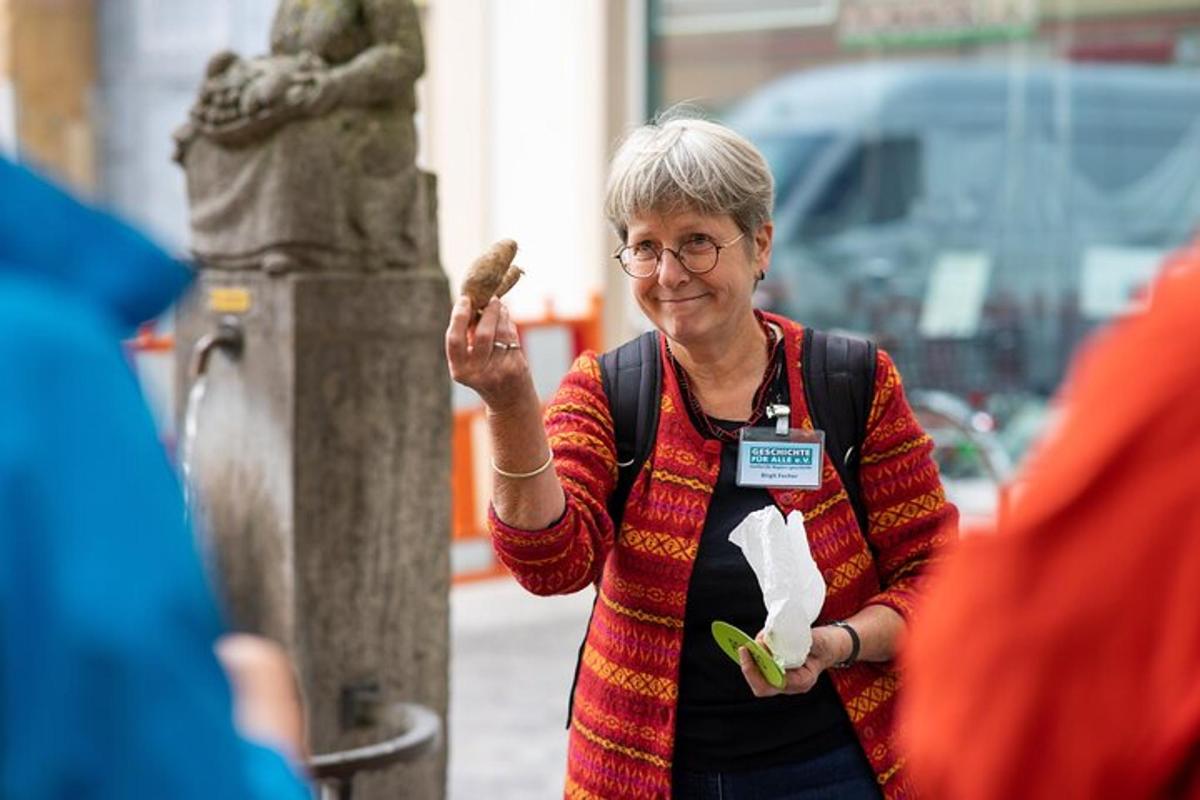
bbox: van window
[803,137,922,236]
[754,133,834,206]
[1072,125,1193,192]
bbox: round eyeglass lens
[620,246,659,277]
[678,238,718,273]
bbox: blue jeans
[671,743,882,800]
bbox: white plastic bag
[728,506,827,667]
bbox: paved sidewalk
[449,577,594,799]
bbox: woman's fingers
[744,629,823,695]
[498,303,519,344]
[445,296,475,379]
[784,661,820,694]
[472,297,504,356]
[738,634,824,697]
[738,647,777,698]
[446,295,501,367]
[446,295,527,403]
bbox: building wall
[0,1,16,153]
[0,0,96,188]
[1045,0,1200,18]
[424,0,625,323]
[654,0,1200,111]
[96,0,277,247]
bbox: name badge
[736,405,824,489]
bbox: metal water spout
[190,315,244,379]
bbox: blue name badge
[736,427,824,489]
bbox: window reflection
[649,0,1200,517]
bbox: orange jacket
[902,241,1200,799]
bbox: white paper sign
[1080,246,1163,319]
[919,251,991,339]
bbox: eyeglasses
[613,232,746,279]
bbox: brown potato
[494,264,524,299]
[462,239,523,311]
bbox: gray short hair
[604,110,774,241]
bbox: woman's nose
[656,249,690,288]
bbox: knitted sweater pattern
[490,313,957,799]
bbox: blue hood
[0,158,192,333]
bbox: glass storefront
[648,0,1200,516]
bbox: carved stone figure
[175,0,428,272]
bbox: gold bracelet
[491,452,554,479]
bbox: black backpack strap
[598,330,661,532]
[568,332,660,730]
[802,328,877,536]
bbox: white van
[729,60,1200,443]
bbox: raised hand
[445,296,532,413]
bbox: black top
[671,347,857,773]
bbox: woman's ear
[754,222,773,277]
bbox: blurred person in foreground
[0,158,311,799]
[446,115,956,798]
[902,238,1200,799]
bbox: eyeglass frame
[612,231,747,278]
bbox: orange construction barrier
[450,294,603,582]
[128,322,174,353]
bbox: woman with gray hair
[446,114,955,799]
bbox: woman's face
[624,209,772,349]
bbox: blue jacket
[0,159,310,799]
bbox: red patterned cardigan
[489,313,957,799]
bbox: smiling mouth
[659,295,706,304]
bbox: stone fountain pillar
[172,2,449,798]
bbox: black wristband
[830,620,860,668]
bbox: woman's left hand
[738,626,848,697]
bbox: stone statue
[175,0,429,273]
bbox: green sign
[840,0,1035,49]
